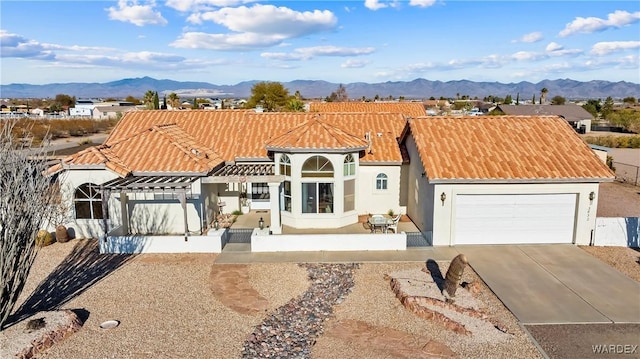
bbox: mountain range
[1,76,639,100]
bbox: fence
[613,162,640,186]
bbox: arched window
[343,154,355,176]
[302,155,333,178]
[74,183,103,219]
[376,173,388,190]
[279,154,291,176]
[301,156,334,214]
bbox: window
[343,154,355,176]
[302,182,333,213]
[302,156,333,178]
[74,183,103,219]
[282,181,292,212]
[344,179,355,212]
[376,173,388,190]
[251,183,270,201]
[279,154,291,176]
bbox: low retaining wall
[101,229,228,254]
[251,228,407,252]
[594,217,639,247]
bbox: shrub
[583,135,640,149]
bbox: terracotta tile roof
[52,123,224,176]
[104,110,406,164]
[408,116,614,182]
[308,102,426,118]
[265,116,369,152]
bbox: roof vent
[191,148,200,157]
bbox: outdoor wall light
[440,192,447,205]
[259,217,265,230]
[213,218,219,230]
[589,191,595,201]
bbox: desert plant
[35,230,55,248]
[388,209,395,216]
[0,120,59,329]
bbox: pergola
[100,175,201,239]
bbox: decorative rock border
[242,263,359,358]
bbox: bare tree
[0,121,57,329]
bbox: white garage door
[454,194,576,245]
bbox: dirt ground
[597,181,640,217]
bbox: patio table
[368,216,394,233]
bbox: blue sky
[1,1,639,85]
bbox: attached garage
[403,116,616,247]
[454,193,577,245]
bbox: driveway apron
[460,245,640,324]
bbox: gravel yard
[2,239,541,358]
[597,181,640,217]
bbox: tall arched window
[279,154,291,176]
[74,183,103,219]
[376,173,388,190]
[301,156,334,213]
[343,154,355,176]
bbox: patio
[230,210,420,234]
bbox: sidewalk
[214,244,459,264]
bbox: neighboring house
[92,105,139,120]
[30,108,46,117]
[48,109,613,247]
[496,104,594,133]
[70,99,96,117]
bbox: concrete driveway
[461,245,640,324]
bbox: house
[70,99,96,117]
[48,109,613,250]
[92,105,139,120]
[496,104,594,133]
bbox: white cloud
[175,4,337,51]
[590,41,640,55]
[171,31,286,50]
[1,30,53,59]
[191,4,337,37]
[545,42,583,57]
[165,0,253,12]
[107,0,167,27]
[341,59,370,68]
[559,10,640,37]
[364,0,388,11]
[261,46,375,61]
[409,0,436,8]
[511,51,545,61]
[546,42,563,52]
[513,32,543,43]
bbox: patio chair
[386,214,402,233]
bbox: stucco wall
[357,164,404,216]
[59,169,205,238]
[56,169,119,239]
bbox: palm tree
[168,92,180,109]
[143,90,155,109]
[540,88,548,104]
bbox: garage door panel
[454,194,576,245]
